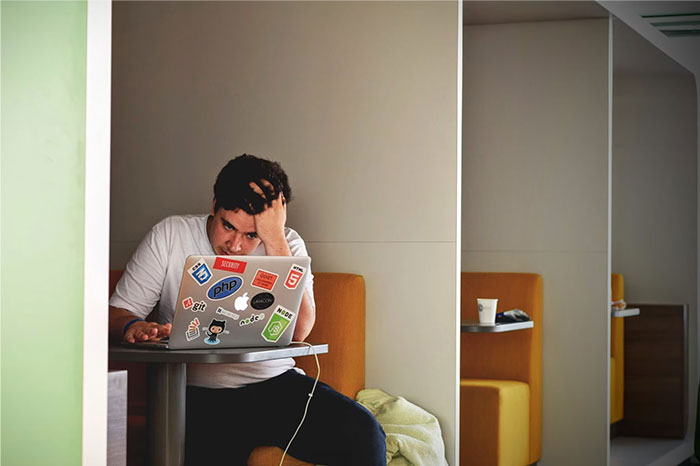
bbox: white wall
[462,18,611,466]
[111,2,460,463]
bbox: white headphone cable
[278,341,320,466]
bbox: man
[109,154,386,465]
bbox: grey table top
[611,307,640,318]
[461,320,534,333]
[109,342,328,363]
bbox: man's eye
[246,233,258,240]
[223,223,234,231]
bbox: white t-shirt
[109,214,315,388]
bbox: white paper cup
[477,298,498,325]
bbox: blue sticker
[207,276,243,301]
[189,259,212,286]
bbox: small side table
[461,321,534,333]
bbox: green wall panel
[1,2,87,465]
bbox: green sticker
[261,306,295,342]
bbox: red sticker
[214,257,247,273]
[252,269,279,291]
[284,264,306,290]
[182,297,194,309]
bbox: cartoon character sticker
[284,264,306,290]
[188,259,212,286]
[185,317,201,342]
[252,269,278,291]
[216,306,239,320]
[261,306,295,343]
[182,297,194,310]
[204,318,229,345]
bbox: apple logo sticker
[234,292,250,311]
[251,292,275,310]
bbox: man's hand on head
[123,321,172,344]
[249,179,290,255]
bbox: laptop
[131,255,311,349]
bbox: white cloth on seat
[356,388,449,466]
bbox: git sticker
[182,297,194,310]
[252,269,278,291]
[261,306,295,343]
[214,257,247,274]
[191,301,207,312]
[188,259,212,286]
[284,264,306,290]
[186,317,201,342]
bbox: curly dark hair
[213,154,292,215]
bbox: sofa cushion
[460,379,529,466]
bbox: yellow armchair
[460,273,543,466]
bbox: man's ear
[210,199,217,216]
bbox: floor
[610,436,693,466]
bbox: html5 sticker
[284,264,306,290]
[214,257,247,274]
[252,269,278,291]
[182,297,194,310]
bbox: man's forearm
[293,291,315,341]
[109,305,141,341]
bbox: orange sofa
[610,273,625,424]
[109,270,367,466]
[460,272,543,466]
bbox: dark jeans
[185,369,386,466]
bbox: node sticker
[251,292,274,310]
[284,264,306,290]
[188,259,212,286]
[252,269,278,291]
[191,301,207,313]
[214,257,247,274]
[239,313,265,327]
[186,317,201,342]
[206,276,243,300]
[261,306,295,343]
[216,306,239,320]
[182,297,194,310]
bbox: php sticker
[206,276,243,301]
[182,297,194,310]
[252,269,278,291]
[284,264,306,290]
[216,306,239,320]
[239,313,265,327]
[188,259,212,286]
[251,292,274,310]
[214,257,247,274]
[262,306,295,342]
[186,317,201,342]
[191,301,207,312]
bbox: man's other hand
[124,321,172,344]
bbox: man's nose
[229,233,243,252]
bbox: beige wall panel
[462,18,610,466]
[463,19,609,253]
[111,1,458,247]
[462,250,609,466]
[310,241,458,463]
